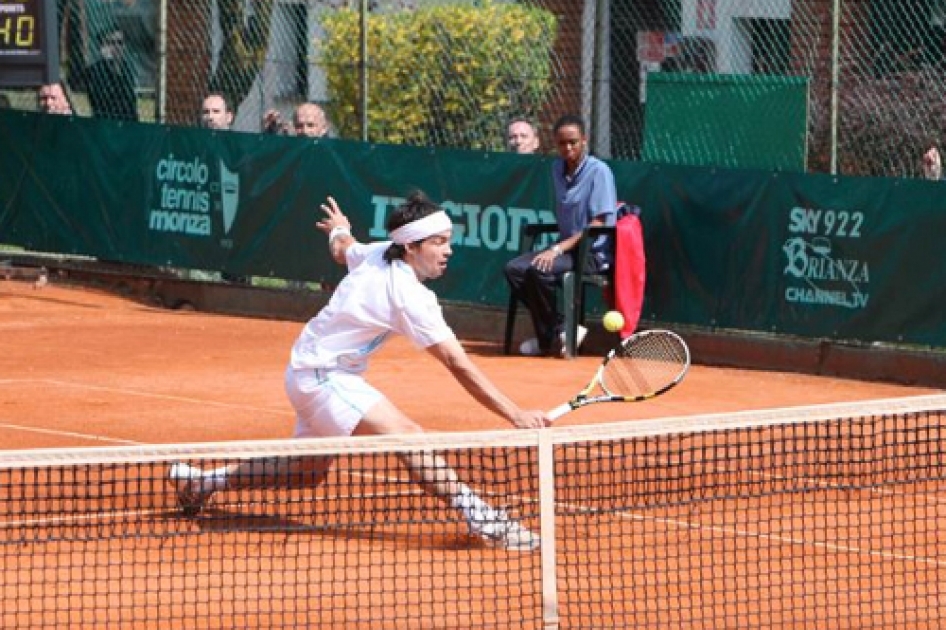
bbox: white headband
[388,211,453,245]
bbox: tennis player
[171,191,549,551]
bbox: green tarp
[3,109,945,346]
[643,72,808,172]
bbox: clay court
[0,279,935,449]
[1,277,943,628]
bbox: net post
[538,429,559,630]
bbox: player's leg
[169,455,335,515]
[168,366,358,512]
[355,397,540,551]
[170,370,538,549]
[171,456,335,491]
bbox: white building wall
[681,0,791,74]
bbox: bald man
[263,103,330,138]
[293,103,329,138]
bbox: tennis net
[2,394,945,629]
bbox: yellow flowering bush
[320,1,556,150]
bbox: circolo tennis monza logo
[149,154,240,240]
[782,206,870,309]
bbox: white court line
[34,378,291,415]
[556,498,946,569]
[0,377,291,445]
[0,422,141,445]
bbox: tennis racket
[548,329,690,421]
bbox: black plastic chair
[504,223,615,359]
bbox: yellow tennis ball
[602,310,624,333]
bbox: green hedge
[319,1,557,150]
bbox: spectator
[507,117,540,154]
[0,94,10,109]
[201,93,234,130]
[293,102,330,138]
[85,26,138,122]
[922,145,942,180]
[37,83,73,115]
[262,107,290,135]
[262,102,330,138]
[503,114,617,357]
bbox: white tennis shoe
[470,513,540,551]
[518,337,544,356]
[520,325,588,358]
[169,462,215,516]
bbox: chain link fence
[3,0,945,178]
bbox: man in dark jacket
[85,26,138,122]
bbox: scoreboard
[0,0,59,87]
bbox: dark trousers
[504,251,576,351]
[505,250,608,351]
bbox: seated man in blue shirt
[504,114,617,357]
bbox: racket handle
[548,403,573,422]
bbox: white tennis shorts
[284,365,383,438]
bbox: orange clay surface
[0,279,942,629]
[0,279,936,449]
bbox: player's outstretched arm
[316,196,356,264]
[426,338,549,429]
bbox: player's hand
[263,109,288,135]
[510,409,551,429]
[315,196,352,235]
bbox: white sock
[202,466,230,491]
[172,463,230,491]
[451,484,501,524]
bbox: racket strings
[600,333,688,397]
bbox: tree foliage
[319,1,557,150]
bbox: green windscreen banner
[610,162,946,347]
[642,72,809,172]
[0,110,556,304]
[2,109,945,346]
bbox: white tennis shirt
[289,241,456,373]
